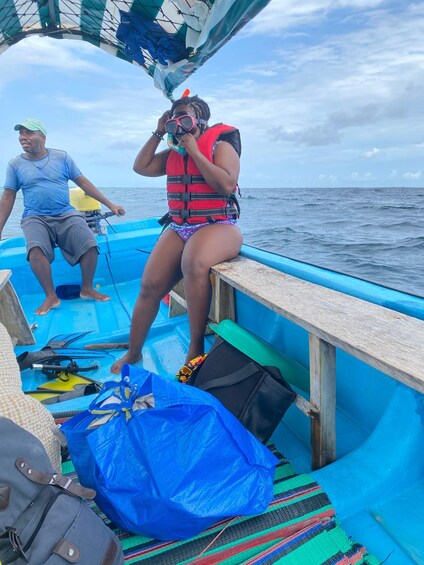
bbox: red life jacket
[166,124,240,225]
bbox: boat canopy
[0,0,271,98]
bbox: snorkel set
[165,115,208,154]
[165,91,208,154]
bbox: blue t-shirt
[4,149,82,218]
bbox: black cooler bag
[188,336,296,443]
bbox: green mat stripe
[61,446,379,564]
[62,463,332,563]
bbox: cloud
[242,0,387,35]
[403,171,422,180]
[0,1,423,188]
[270,123,340,146]
[266,103,386,147]
[231,2,424,159]
[0,35,102,74]
[106,140,141,151]
[351,172,372,180]
[318,174,337,182]
[365,147,380,159]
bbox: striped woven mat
[62,446,380,564]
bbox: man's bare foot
[110,351,142,374]
[35,296,60,316]
[80,288,110,302]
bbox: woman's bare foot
[110,351,142,374]
[185,341,205,365]
[35,295,60,316]
[80,288,110,302]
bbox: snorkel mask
[165,114,208,154]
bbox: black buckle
[181,193,191,202]
[181,209,190,219]
[182,174,192,184]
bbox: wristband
[152,130,164,141]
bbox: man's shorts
[21,212,98,266]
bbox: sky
[0,0,423,190]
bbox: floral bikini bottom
[169,219,237,242]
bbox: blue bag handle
[88,376,139,422]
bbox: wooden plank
[212,257,424,394]
[0,269,35,346]
[84,343,129,350]
[212,276,235,323]
[168,277,223,335]
[169,290,188,317]
[309,334,336,469]
[293,394,319,417]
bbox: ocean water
[3,186,424,298]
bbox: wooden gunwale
[170,255,424,469]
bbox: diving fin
[26,382,101,405]
[37,373,101,392]
[42,330,93,350]
[25,390,62,403]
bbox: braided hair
[170,95,210,133]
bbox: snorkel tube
[167,88,190,154]
[167,134,186,155]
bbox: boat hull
[1,218,423,563]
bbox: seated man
[0,119,126,315]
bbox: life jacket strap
[170,204,239,220]
[167,174,206,184]
[167,193,229,202]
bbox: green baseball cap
[14,119,47,136]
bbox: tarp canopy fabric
[0,0,271,98]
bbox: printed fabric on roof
[0,0,271,98]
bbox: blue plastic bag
[61,365,277,540]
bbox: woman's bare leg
[110,229,184,373]
[181,224,242,362]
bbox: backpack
[0,417,124,565]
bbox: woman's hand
[156,110,172,136]
[177,133,199,156]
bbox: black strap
[228,193,240,216]
[167,174,206,184]
[158,211,171,226]
[197,362,259,392]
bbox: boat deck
[13,275,424,564]
[15,279,201,413]
[2,220,424,563]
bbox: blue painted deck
[2,218,424,563]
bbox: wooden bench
[169,256,424,469]
[0,269,35,346]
